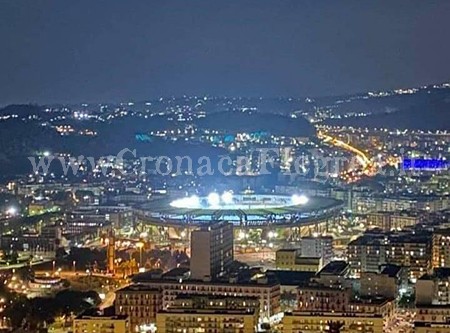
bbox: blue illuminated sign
[402,158,448,170]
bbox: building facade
[300,236,333,266]
[115,284,162,331]
[347,232,431,281]
[432,228,450,268]
[190,222,234,280]
[284,298,394,333]
[73,314,130,333]
[414,305,450,333]
[155,294,259,333]
[136,278,280,320]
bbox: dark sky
[1,0,450,105]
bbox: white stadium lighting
[291,194,309,205]
[186,195,200,208]
[207,192,220,207]
[170,195,200,208]
[221,191,233,205]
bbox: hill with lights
[196,111,315,137]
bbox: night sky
[1,0,450,105]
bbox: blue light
[402,158,448,170]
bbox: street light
[136,242,144,268]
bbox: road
[385,310,415,333]
[318,131,377,182]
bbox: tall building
[432,228,450,268]
[347,234,387,277]
[347,231,431,281]
[359,265,403,299]
[301,235,333,265]
[416,268,450,305]
[190,221,233,280]
[107,229,115,274]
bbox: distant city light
[291,194,308,205]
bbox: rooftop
[174,293,259,301]
[295,256,321,265]
[158,308,256,315]
[276,248,297,253]
[317,260,349,276]
[116,284,161,293]
[266,270,315,286]
[380,264,402,278]
[419,267,450,280]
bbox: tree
[326,321,344,333]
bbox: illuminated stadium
[137,192,343,228]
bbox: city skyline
[1,0,450,105]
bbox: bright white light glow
[291,194,309,205]
[43,151,50,157]
[221,191,233,205]
[6,207,17,216]
[170,195,200,208]
[207,192,220,207]
[170,193,307,210]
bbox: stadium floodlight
[186,195,200,208]
[221,191,233,205]
[207,192,220,207]
[170,195,200,208]
[291,194,309,205]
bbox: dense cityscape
[1,1,450,333]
